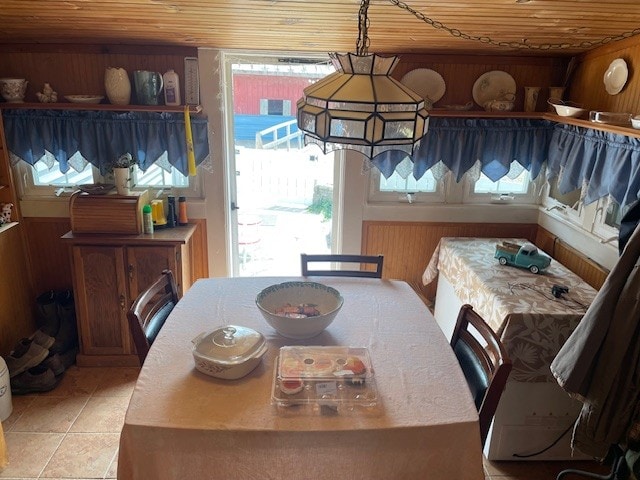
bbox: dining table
[117,276,485,480]
[422,238,598,460]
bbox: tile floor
[0,365,610,479]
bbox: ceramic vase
[105,67,131,105]
[113,167,131,195]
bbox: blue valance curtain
[2,109,210,176]
[547,124,640,208]
[371,117,554,182]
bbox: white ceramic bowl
[548,98,586,118]
[256,281,344,339]
[191,325,268,380]
[631,116,640,129]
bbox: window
[15,152,194,199]
[368,160,444,203]
[259,99,292,116]
[591,196,631,243]
[464,161,537,204]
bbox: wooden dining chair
[301,253,384,278]
[127,269,179,365]
[451,304,512,446]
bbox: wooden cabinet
[62,226,196,366]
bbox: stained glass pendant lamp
[296,0,429,160]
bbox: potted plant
[112,153,135,195]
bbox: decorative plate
[64,95,105,104]
[472,71,516,107]
[77,183,115,195]
[603,58,628,95]
[400,69,446,105]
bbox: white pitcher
[105,67,131,105]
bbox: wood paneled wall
[22,218,74,294]
[0,44,197,104]
[395,53,568,112]
[361,221,610,302]
[570,35,640,114]
[0,224,36,356]
[361,221,539,302]
[535,227,609,290]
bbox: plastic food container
[589,111,632,126]
[271,346,378,416]
[192,325,268,380]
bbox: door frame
[220,51,342,276]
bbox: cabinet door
[72,245,132,355]
[126,245,179,300]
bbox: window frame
[13,158,203,200]
[461,165,540,205]
[367,166,446,204]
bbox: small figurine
[36,83,58,103]
[0,203,13,225]
[494,241,551,274]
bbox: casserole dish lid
[192,325,266,365]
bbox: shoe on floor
[10,365,59,395]
[29,329,55,350]
[42,352,65,376]
[6,339,49,378]
[49,290,78,355]
[58,347,78,370]
[35,290,60,337]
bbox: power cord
[507,282,588,312]
[512,420,575,459]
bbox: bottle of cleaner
[142,204,154,234]
[163,69,181,106]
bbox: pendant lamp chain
[356,0,371,55]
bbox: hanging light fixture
[296,0,429,160]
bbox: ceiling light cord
[387,0,640,50]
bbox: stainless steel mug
[133,70,164,105]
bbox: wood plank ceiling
[0,0,639,56]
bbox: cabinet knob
[119,294,126,310]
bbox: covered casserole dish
[192,325,268,380]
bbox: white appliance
[434,274,588,461]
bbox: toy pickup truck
[494,241,551,274]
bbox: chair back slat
[450,304,512,446]
[301,254,384,278]
[127,269,179,365]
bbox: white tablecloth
[118,277,484,480]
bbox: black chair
[451,304,512,446]
[127,269,179,365]
[301,254,384,278]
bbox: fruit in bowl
[256,281,343,339]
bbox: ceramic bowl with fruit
[256,281,343,339]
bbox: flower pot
[113,167,131,195]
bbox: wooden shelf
[430,110,546,119]
[0,221,19,234]
[542,113,640,139]
[0,102,202,114]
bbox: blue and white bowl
[256,281,343,339]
